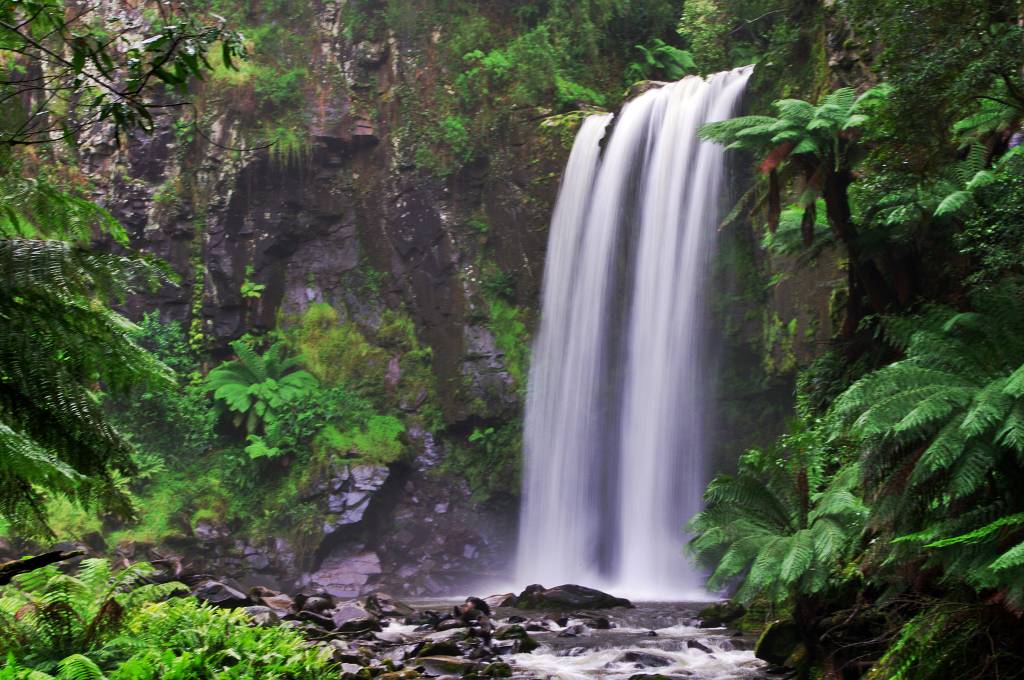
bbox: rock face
[513,584,634,610]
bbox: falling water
[517,67,753,599]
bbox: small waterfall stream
[517,67,753,599]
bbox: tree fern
[687,421,865,606]
[0,236,174,536]
[0,559,184,673]
[834,284,1024,608]
[205,340,318,434]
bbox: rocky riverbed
[186,579,768,679]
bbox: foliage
[442,422,522,503]
[239,265,265,299]
[315,415,406,466]
[0,1,245,145]
[0,186,175,536]
[688,421,865,605]
[0,560,335,679]
[0,558,185,672]
[486,299,530,391]
[833,286,1024,607]
[295,304,387,391]
[103,598,337,679]
[841,0,1024,160]
[107,314,216,467]
[204,339,318,434]
[624,39,695,83]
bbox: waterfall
[517,67,752,599]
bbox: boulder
[493,624,539,653]
[755,620,803,666]
[696,601,745,628]
[483,593,517,609]
[621,651,672,668]
[331,602,382,633]
[514,584,633,610]
[363,591,416,618]
[686,639,712,654]
[243,606,280,626]
[193,580,252,608]
[249,586,294,614]
[414,656,482,676]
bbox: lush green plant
[0,183,174,536]
[625,39,696,83]
[204,339,318,434]
[442,422,522,502]
[239,265,265,299]
[688,422,865,605]
[701,86,895,337]
[106,598,336,679]
[833,286,1024,607]
[487,300,530,391]
[0,559,185,673]
[295,303,387,391]
[0,561,335,679]
[0,1,245,145]
[315,415,405,465]
[107,314,216,467]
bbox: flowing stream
[517,67,753,599]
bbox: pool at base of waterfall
[504,602,767,680]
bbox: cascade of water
[517,66,753,599]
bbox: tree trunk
[823,169,896,337]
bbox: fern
[688,420,864,605]
[204,340,318,435]
[834,284,1024,604]
[0,558,184,672]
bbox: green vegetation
[205,339,319,434]
[0,559,336,678]
[689,2,1024,675]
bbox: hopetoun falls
[2,2,1024,679]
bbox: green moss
[296,303,388,390]
[315,414,406,465]
[487,299,529,391]
[441,421,522,502]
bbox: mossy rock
[696,601,746,628]
[755,619,803,666]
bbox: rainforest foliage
[2,0,1024,678]
[687,0,1024,677]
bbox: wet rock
[243,606,280,626]
[514,584,633,610]
[558,624,591,638]
[435,618,467,632]
[696,601,745,628]
[305,550,383,598]
[192,519,230,541]
[250,586,294,614]
[483,593,517,609]
[331,602,382,633]
[481,661,512,677]
[296,610,336,629]
[296,594,334,613]
[413,656,482,676]
[494,624,539,653]
[578,614,612,630]
[622,651,672,667]
[417,638,462,657]
[193,580,252,608]
[686,639,712,653]
[378,671,421,680]
[363,591,415,619]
